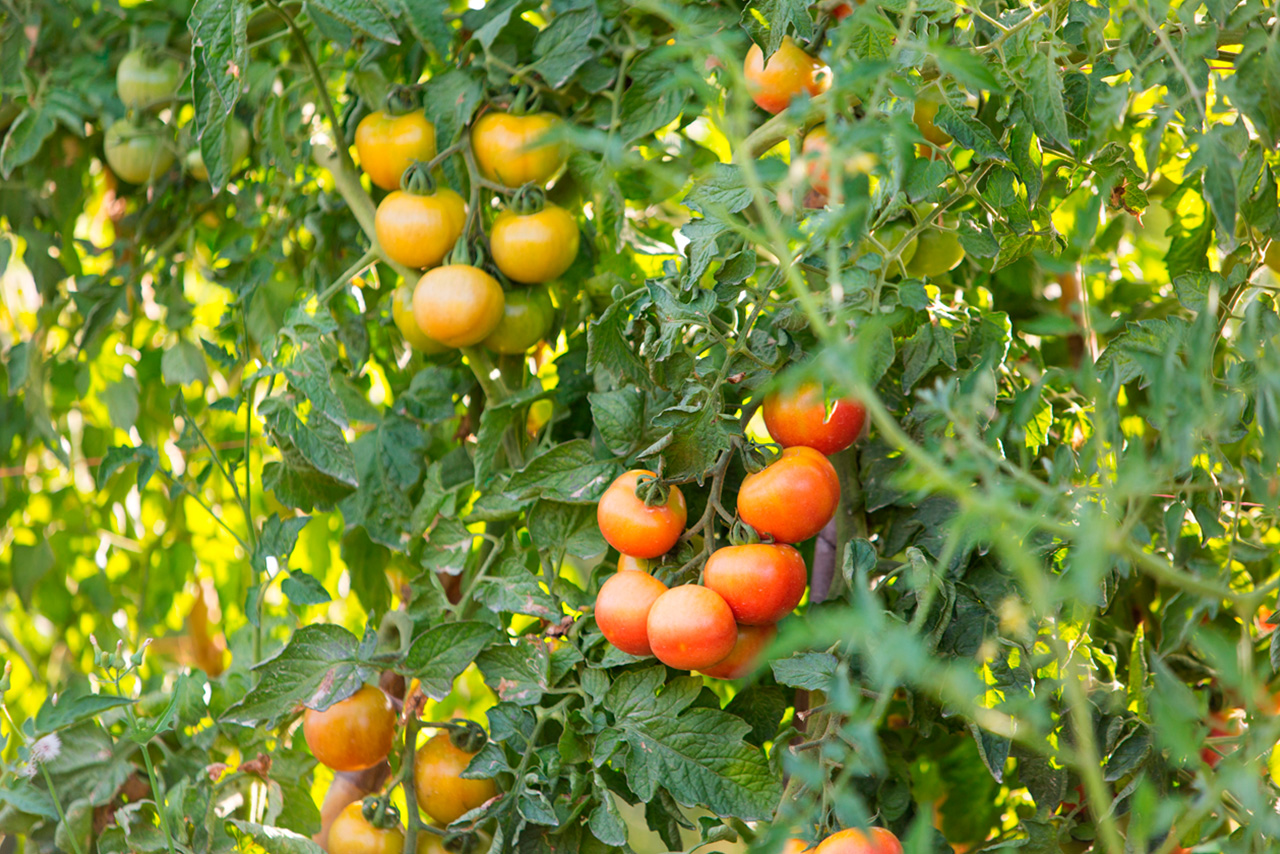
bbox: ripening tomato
[597,470,688,559]
[104,118,176,184]
[802,126,832,199]
[699,623,777,680]
[186,118,251,181]
[831,2,860,19]
[412,265,505,347]
[375,187,466,269]
[813,827,903,854]
[904,228,965,278]
[392,285,449,354]
[704,544,807,625]
[490,204,580,284]
[913,92,952,149]
[413,731,498,825]
[737,446,839,544]
[303,684,397,772]
[595,570,669,656]
[327,803,404,854]
[117,48,182,110]
[482,285,554,354]
[743,37,830,115]
[647,585,738,670]
[763,381,866,456]
[471,111,566,188]
[355,111,438,191]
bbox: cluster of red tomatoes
[593,382,867,678]
[104,48,251,185]
[358,103,576,357]
[301,685,496,854]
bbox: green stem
[401,712,422,854]
[263,0,351,171]
[38,763,84,854]
[317,249,380,304]
[136,737,179,854]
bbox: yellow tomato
[412,265,505,347]
[413,732,498,825]
[489,203,579,284]
[355,111,437,191]
[375,188,466,269]
[470,111,566,188]
[392,285,450,354]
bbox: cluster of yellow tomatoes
[592,382,869,679]
[302,685,496,854]
[355,104,578,357]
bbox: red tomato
[595,570,668,656]
[699,623,777,680]
[832,3,855,18]
[737,447,840,544]
[703,544,807,625]
[743,37,830,115]
[813,827,903,854]
[763,381,866,456]
[303,685,397,772]
[646,585,738,670]
[597,470,688,559]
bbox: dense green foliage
[3,0,1280,853]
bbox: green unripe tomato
[905,228,966,278]
[116,48,182,111]
[104,118,175,184]
[187,119,251,181]
[864,220,919,276]
[482,285,554,354]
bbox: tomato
[831,2,859,19]
[375,187,466,269]
[1202,709,1243,769]
[470,111,566,188]
[813,827,903,854]
[413,731,498,825]
[904,228,965,278]
[303,684,397,773]
[595,569,669,656]
[913,92,952,149]
[392,285,449,354]
[355,111,438,191]
[596,470,688,559]
[763,381,866,456]
[489,204,580,284]
[737,446,839,544]
[104,118,176,184]
[699,623,777,680]
[703,544,807,625]
[116,48,182,111]
[646,585,738,670]
[186,118,251,181]
[743,37,830,115]
[328,803,404,854]
[412,265,505,347]
[801,126,878,205]
[1266,240,1280,274]
[482,285,554,354]
[617,554,651,573]
[867,220,919,274]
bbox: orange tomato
[412,265,505,347]
[596,470,688,559]
[595,570,669,656]
[699,623,777,680]
[813,827,903,854]
[737,447,840,544]
[374,188,466,269]
[703,544,807,625]
[355,111,437,191]
[413,732,498,825]
[303,685,397,773]
[327,803,404,854]
[646,585,738,670]
[470,111,566,188]
[763,381,866,456]
[743,37,830,114]
[489,203,580,284]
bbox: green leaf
[527,499,607,559]
[604,668,780,820]
[587,294,648,383]
[686,163,755,216]
[741,0,815,59]
[387,0,454,55]
[228,821,325,854]
[338,415,426,550]
[473,554,558,619]
[281,572,332,606]
[589,388,644,457]
[33,689,133,735]
[531,7,601,87]
[11,539,54,609]
[422,69,483,146]
[101,377,140,431]
[0,106,56,179]
[1172,271,1222,314]
[261,396,358,488]
[933,101,1009,163]
[161,340,210,386]
[1022,52,1069,148]
[189,0,249,191]
[477,638,552,706]
[506,440,618,504]
[771,652,838,690]
[309,0,399,43]
[588,793,628,846]
[96,445,160,491]
[403,622,501,699]
[223,624,369,723]
[646,398,733,482]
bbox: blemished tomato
[743,37,830,115]
[303,684,397,772]
[595,569,669,656]
[413,731,498,825]
[327,803,404,854]
[355,111,438,191]
[647,585,738,670]
[699,623,777,680]
[392,285,449,354]
[763,381,866,456]
[116,48,182,110]
[471,111,566,188]
[489,204,580,284]
[481,284,554,354]
[186,118,251,181]
[814,827,903,854]
[596,470,688,559]
[904,228,965,278]
[703,544,807,625]
[104,118,176,184]
[375,187,466,269]
[412,265,505,347]
[913,92,952,149]
[737,446,840,544]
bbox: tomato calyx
[505,84,542,117]
[423,717,488,753]
[399,160,437,195]
[360,795,401,830]
[507,183,548,216]
[742,441,781,474]
[729,518,763,546]
[385,84,421,117]
[632,472,673,508]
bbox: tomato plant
[4,0,1280,853]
